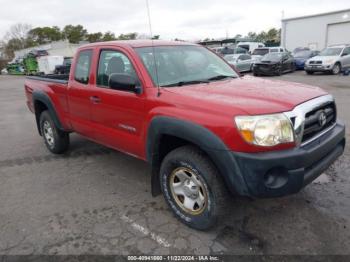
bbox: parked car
[253,52,295,76]
[224,54,254,72]
[251,48,270,62]
[251,47,287,62]
[219,46,248,55]
[28,49,49,57]
[54,57,72,74]
[269,46,287,53]
[293,50,319,70]
[24,40,345,230]
[292,47,310,55]
[305,44,350,75]
[237,42,265,53]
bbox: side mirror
[342,53,348,57]
[109,73,142,94]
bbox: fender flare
[32,91,64,135]
[146,116,248,196]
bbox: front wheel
[40,111,69,154]
[160,146,229,230]
[306,71,314,75]
[332,63,341,75]
[291,63,296,72]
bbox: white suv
[305,44,350,75]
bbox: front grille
[301,102,336,143]
[309,61,322,64]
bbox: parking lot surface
[0,71,350,255]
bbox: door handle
[90,96,101,104]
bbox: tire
[39,111,69,154]
[332,63,341,75]
[276,68,282,76]
[160,145,229,230]
[291,63,296,72]
[306,71,314,75]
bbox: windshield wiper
[206,75,236,81]
[161,80,209,87]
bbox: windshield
[261,53,282,62]
[294,50,312,58]
[252,48,269,56]
[319,48,342,56]
[135,45,238,87]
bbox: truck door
[67,49,95,138]
[90,48,146,157]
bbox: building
[14,40,83,58]
[281,9,350,51]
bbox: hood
[308,55,338,61]
[294,57,307,62]
[164,76,327,115]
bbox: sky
[0,0,349,41]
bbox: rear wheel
[332,63,341,75]
[40,111,69,154]
[160,146,229,230]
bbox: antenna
[145,0,161,97]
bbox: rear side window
[74,50,92,84]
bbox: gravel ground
[0,71,349,256]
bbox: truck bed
[26,74,69,84]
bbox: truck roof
[79,40,197,49]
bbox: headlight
[235,114,294,146]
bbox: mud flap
[151,167,161,197]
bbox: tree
[117,32,137,40]
[102,31,116,41]
[3,23,33,58]
[28,26,62,44]
[243,28,281,45]
[62,25,87,43]
[4,23,32,42]
[246,32,258,41]
[87,32,103,43]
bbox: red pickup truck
[25,40,345,230]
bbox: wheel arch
[32,91,64,135]
[146,116,247,197]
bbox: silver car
[224,54,254,72]
[305,44,350,75]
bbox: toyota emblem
[318,111,327,127]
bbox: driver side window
[97,50,137,88]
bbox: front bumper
[253,65,280,76]
[305,64,333,72]
[295,61,306,70]
[230,121,345,198]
